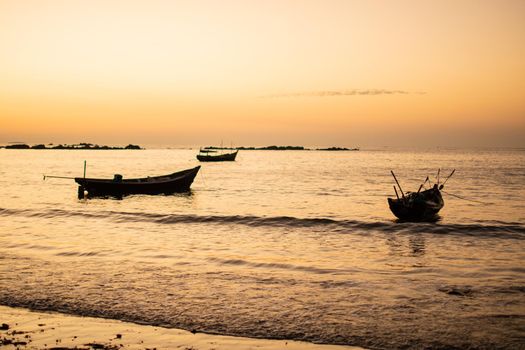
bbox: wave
[1,207,524,238]
[206,257,343,275]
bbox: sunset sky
[1,0,524,147]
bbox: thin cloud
[259,89,425,98]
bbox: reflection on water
[409,235,426,256]
[0,149,524,349]
[386,234,426,259]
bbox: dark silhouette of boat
[388,170,454,221]
[196,149,238,162]
[388,185,444,221]
[75,166,200,199]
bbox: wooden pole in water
[390,171,405,199]
[83,160,86,179]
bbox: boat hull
[197,151,237,162]
[388,188,444,221]
[75,166,200,199]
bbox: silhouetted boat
[75,166,200,199]
[388,169,454,221]
[197,149,238,162]
[388,185,444,221]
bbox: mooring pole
[390,170,405,199]
[83,160,86,179]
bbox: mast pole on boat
[417,176,429,193]
[393,186,400,200]
[390,170,405,199]
[440,169,455,188]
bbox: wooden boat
[388,169,454,221]
[388,185,444,221]
[75,166,200,199]
[196,149,238,162]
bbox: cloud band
[260,89,425,98]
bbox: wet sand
[0,306,363,350]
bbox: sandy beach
[0,306,363,350]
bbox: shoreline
[0,305,364,350]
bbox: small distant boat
[197,149,238,162]
[388,169,454,221]
[74,166,200,199]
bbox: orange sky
[1,0,524,147]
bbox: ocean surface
[0,148,524,349]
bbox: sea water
[1,148,524,349]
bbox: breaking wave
[1,207,524,238]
